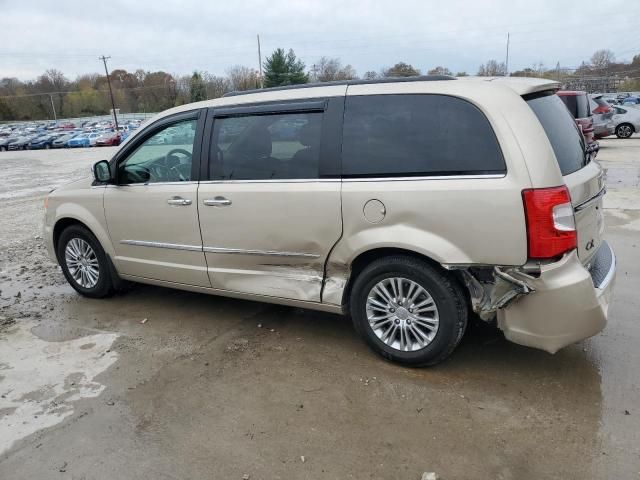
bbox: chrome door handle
[167,196,192,206]
[204,197,232,207]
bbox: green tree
[383,62,420,77]
[189,71,206,102]
[263,48,308,87]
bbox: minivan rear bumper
[497,242,615,353]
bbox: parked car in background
[589,95,615,139]
[28,134,57,150]
[611,106,640,138]
[95,131,121,147]
[8,135,36,150]
[66,135,91,148]
[621,96,640,106]
[52,133,76,148]
[44,76,616,366]
[87,132,104,146]
[0,136,18,151]
[557,90,598,158]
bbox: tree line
[2,48,639,121]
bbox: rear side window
[211,112,322,180]
[341,94,505,177]
[558,94,590,118]
[526,93,586,176]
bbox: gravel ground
[0,140,639,479]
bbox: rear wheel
[616,123,634,139]
[349,256,467,366]
[57,225,114,298]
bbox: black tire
[0,146,5,152]
[57,225,114,298]
[616,123,634,139]
[350,255,467,366]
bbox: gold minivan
[44,76,616,365]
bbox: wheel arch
[52,214,115,262]
[336,246,467,309]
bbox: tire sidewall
[57,225,112,298]
[351,260,464,365]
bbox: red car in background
[95,131,121,147]
[557,90,598,159]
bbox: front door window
[118,119,197,184]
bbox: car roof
[152,75,560,121]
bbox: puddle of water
[0,320,118,454]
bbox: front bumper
[497,241,615,353]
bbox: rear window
[526,93,586,176]
[558,93,590,118]
[341,94,505,177]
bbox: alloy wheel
[65,238,100,288]
[366,277,439,352]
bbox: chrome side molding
[120,240,319,259]
[120,240,202,252]
[202,246,320,258]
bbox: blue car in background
[622,96,640,106]
[66,135,90,148]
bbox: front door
[104,111,210,287]
[197,99,344,302]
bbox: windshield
[526,92,587,176]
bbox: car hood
[51,175,94,194]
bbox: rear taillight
[593,106,611,114]
[522,186,577,259]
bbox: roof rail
[223,75,457,97]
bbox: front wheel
[616,123,634,139]
[350,256,467,366]
[57,225,114,298]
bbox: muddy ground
[0,141,639,479]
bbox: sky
[1,0,639,81]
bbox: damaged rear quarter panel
[322,175,529,306]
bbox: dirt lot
[1,140,639,479]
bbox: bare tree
[310,57,358,82]
[427,66,452,76]
[227,65,259,91]
[591,49,616,70]
[477,60,507,76]
[38,69,69,115]
[363,71,379,80]
[203,73,230,99]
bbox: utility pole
[257,34,264,88]
[49,94,57,122]
[505,32,510,76]
[99,55,119,130]
[556,61,561,82]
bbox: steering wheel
[164,148,193,181]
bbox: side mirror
[93,160,112,183]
